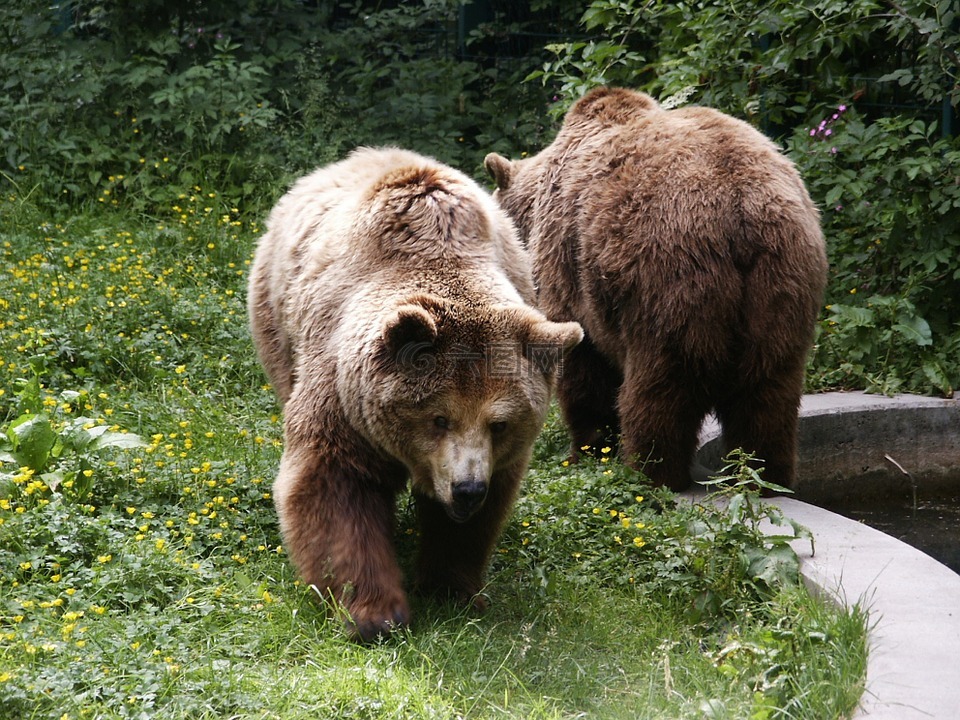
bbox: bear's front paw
[416,574,489,613]
[345,597,410,644]
[466,591,489,614]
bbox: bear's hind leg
[557,337,623,458]
[617,357,708,492]
[273,445,409,642]
[715,366,804,491]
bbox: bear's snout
[449,478,488,522]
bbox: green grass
[0,203,866,719]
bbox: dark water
[829,494,960,575]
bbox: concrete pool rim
[695,391,960,720]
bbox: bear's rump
[581,244,742,371]
[576,211,818,382]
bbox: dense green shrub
[1,1,304,209]
[533,0,958,122]
[0,0,559,214]
[788,106,960,395]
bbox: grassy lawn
[0,201,866,719]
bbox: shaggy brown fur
[485,87,828,491]
[248,147,582,642]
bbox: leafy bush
[500,438,865,717]
[0,361,145,505]
[1,0,561,215]
[788,106,960,395]
[532,0,958,122]
[511,444,812,627]
[1,2,288,210]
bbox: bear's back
[263,148,452,279]
[269,148,526,290]
[554,100,815,252]
[537,92,824,292]
[250,148,538,383]
[523,87,826,367]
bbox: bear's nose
[451,479,488,517]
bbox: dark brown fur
[486,87,828,491]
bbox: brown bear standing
[485,87,828,492]
[248,147,582,642]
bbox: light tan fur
[248,147,582,641]
[486,87,828,491]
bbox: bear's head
[349,295,582,522]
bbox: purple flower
[825,128,832,136]
[838,104,847,112]
[830,147,837,154]
[810,128,816,136]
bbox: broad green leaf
[41,470,65,492]
[893,313,932,346]
[922,361,953,396]
[90,431,147,450]
[747,544,800,587]
[9,414,56,472]
[824,184,844,207]
[829,304,875,327]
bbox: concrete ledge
[698,392,960,505]
[768,497,960,719]
[696,392,960,719]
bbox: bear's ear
[523,319,584,375]
[382,304,438,358]
[484,153,515,191]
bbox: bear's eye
[434,416,450,430]
[490,421,508,435]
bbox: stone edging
[695,392,960,719]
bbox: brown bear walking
[248,147,582,641]
[485,87,827,492]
